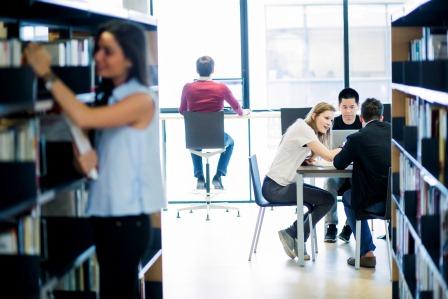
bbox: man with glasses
[324,88,362,243]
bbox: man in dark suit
[333,98,391,268]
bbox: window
[158,0,246,202]
[158,0,241,108]
[248,1,344,109]
[348,2,403,103]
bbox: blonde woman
[262,102,341,260]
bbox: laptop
[331,129,358,149]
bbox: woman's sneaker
[278,229,310,260]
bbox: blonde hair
[304,102,336,147]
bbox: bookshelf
[391,0,448,298]
[0,1,162,298]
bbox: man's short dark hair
[338,88,359,104]
[196,56,214,76]
[361,98,383,122]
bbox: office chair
[248,155,317,261]
[354,167,392,274]
[280,107,312,135]
[177,111,239,221]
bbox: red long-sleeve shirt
[179,80,243,116]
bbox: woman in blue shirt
[25,21,165,299]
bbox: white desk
[159,110,280,120]
[295,165,352,266]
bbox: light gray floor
[162,203,391,299]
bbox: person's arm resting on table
[333,137,354,169]
[307,141,341,162]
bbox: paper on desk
[310,160,334,167]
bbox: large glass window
[158,0,246,202]
[248,1,344,109]
[158,0,241,109]
[348,2,403,103]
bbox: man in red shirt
[179,56,245,190]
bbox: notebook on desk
[331,129,358,149]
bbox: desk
[296,165,352,266]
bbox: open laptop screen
[212,78,244,110]
[331,129,358,149]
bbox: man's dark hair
[361,98,383,122]
[196,56,214,76]
[338,88,359,104]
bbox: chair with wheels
[177,111,239,221]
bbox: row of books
[0,39,21,67]
[410,27,448,61]
[0,38,92,67]
[0,215,40,255]
[396,95,447,183]
[395,206,413,263]
[399,153,442,225]
[417,246,447,298]
[43,39,92,67]
[397,151,448,286]
[0,119,38,162]
[394,207,448,297]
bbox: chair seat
[356,210,388,221]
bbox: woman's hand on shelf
[24,43,52,77]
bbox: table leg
[296,173,305,266]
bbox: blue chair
[248,154,317,261]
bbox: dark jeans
[262,176,333,241]
[191,132,234,178]
[342,190,385,256]
[91,214,151,299]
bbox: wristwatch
[41,71,58,92]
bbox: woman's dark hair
[93,20,148,106]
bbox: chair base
[177,201,240,221]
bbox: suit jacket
[333,120,391,213]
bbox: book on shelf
[0,227,17,254]
[441,193,448,283]
[425,28,448,61]
[42,39,92,67]
[0,38,92,68]
[0,119,39,162]
[0,22,6,39]
[0,215,40,255]
[0,39,21,67]
[409,27,448,61]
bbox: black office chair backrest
[184,111,225,149]
[383,103,391,123]
[249,155,270,207]
[358,166,392,220]
[280,107,312,135]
